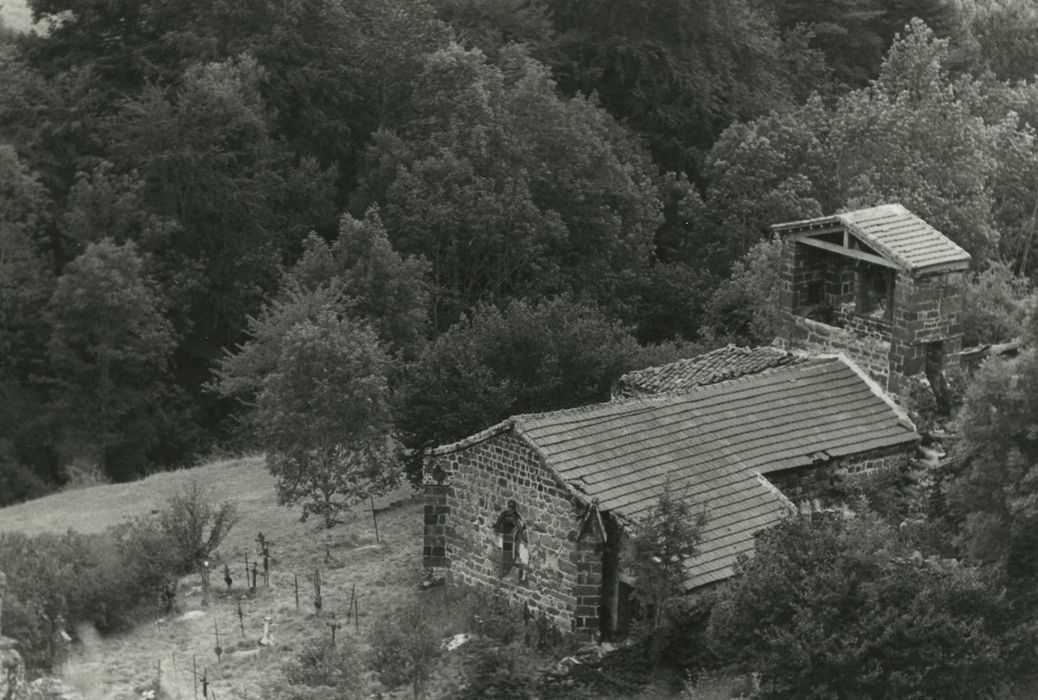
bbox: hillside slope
[0,456,424,699]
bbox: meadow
[0,456,425,699]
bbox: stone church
[423,204,969,641]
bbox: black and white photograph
[1,0,1036,697]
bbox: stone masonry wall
[778,236,968,395]
[424,432,600,639]
[782,315,892,389]
[888,270,965,394]
[765,445,914,505]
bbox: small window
[856,266,893,321]
[804,279,824,306]
[493,500,528,578]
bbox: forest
[0,0,1035,492]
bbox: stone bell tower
[772,203,970,396]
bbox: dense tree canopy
[46,239,175,478]
[3,0,1038,499]
[700,21,1037,273]
[360,44,665,328]
[710,514,1029,699]
[948,309,1038,589]
[394,297,646,483]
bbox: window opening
[493,500,528,578]
[856,265,893,321]
[804,279,824,305]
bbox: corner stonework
[572,520,606,642]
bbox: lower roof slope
[512,356,918,589]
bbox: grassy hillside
[0,456,425,699]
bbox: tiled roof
[773,203,971,273]
[614,345,810,398]
[510,356,918,589]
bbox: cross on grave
[312,569,322,614]
[250,562,258,591]
[201,561,211,607]
[161,576,177,614]
[327,615,341,646]
[53,615,71,674]
[190,659,209,699]
[256,533,273,559]
[0,571,6,638]
[259,616,274,647]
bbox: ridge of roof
[513,356,847,431]
[426,419,514,456]
[771,203,971,273]
[615,344,814,397]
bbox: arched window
[493,500,528,577]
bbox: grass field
[0,456,427,699]
[0,459,735,699]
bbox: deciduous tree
[624,480,705,640]
[362,45,663,328]
[255,308,399,528]
[46,239,175,478]
[948,320,1038,588]
[709,513,1025,699]
[394,297,643,484]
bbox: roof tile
[614,345,810,398]
[513,357,918,589]
[772,203,971,273]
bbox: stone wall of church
[764,444,915,506]
[423,431,603,639]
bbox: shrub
[370,600,442,698]
[265,637,363,699]
[456,588,527,645]
[113,517,185,609]
[903,373,940,434]
[624,480,706,644]
[709,514,1026,699]
[0,484,235,674]
[452,640,542,700]
[158,480,238,573]
[655,595,716,673]
[960,263,1031,347]
[0,529,162,671]
[60,458,110,490]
